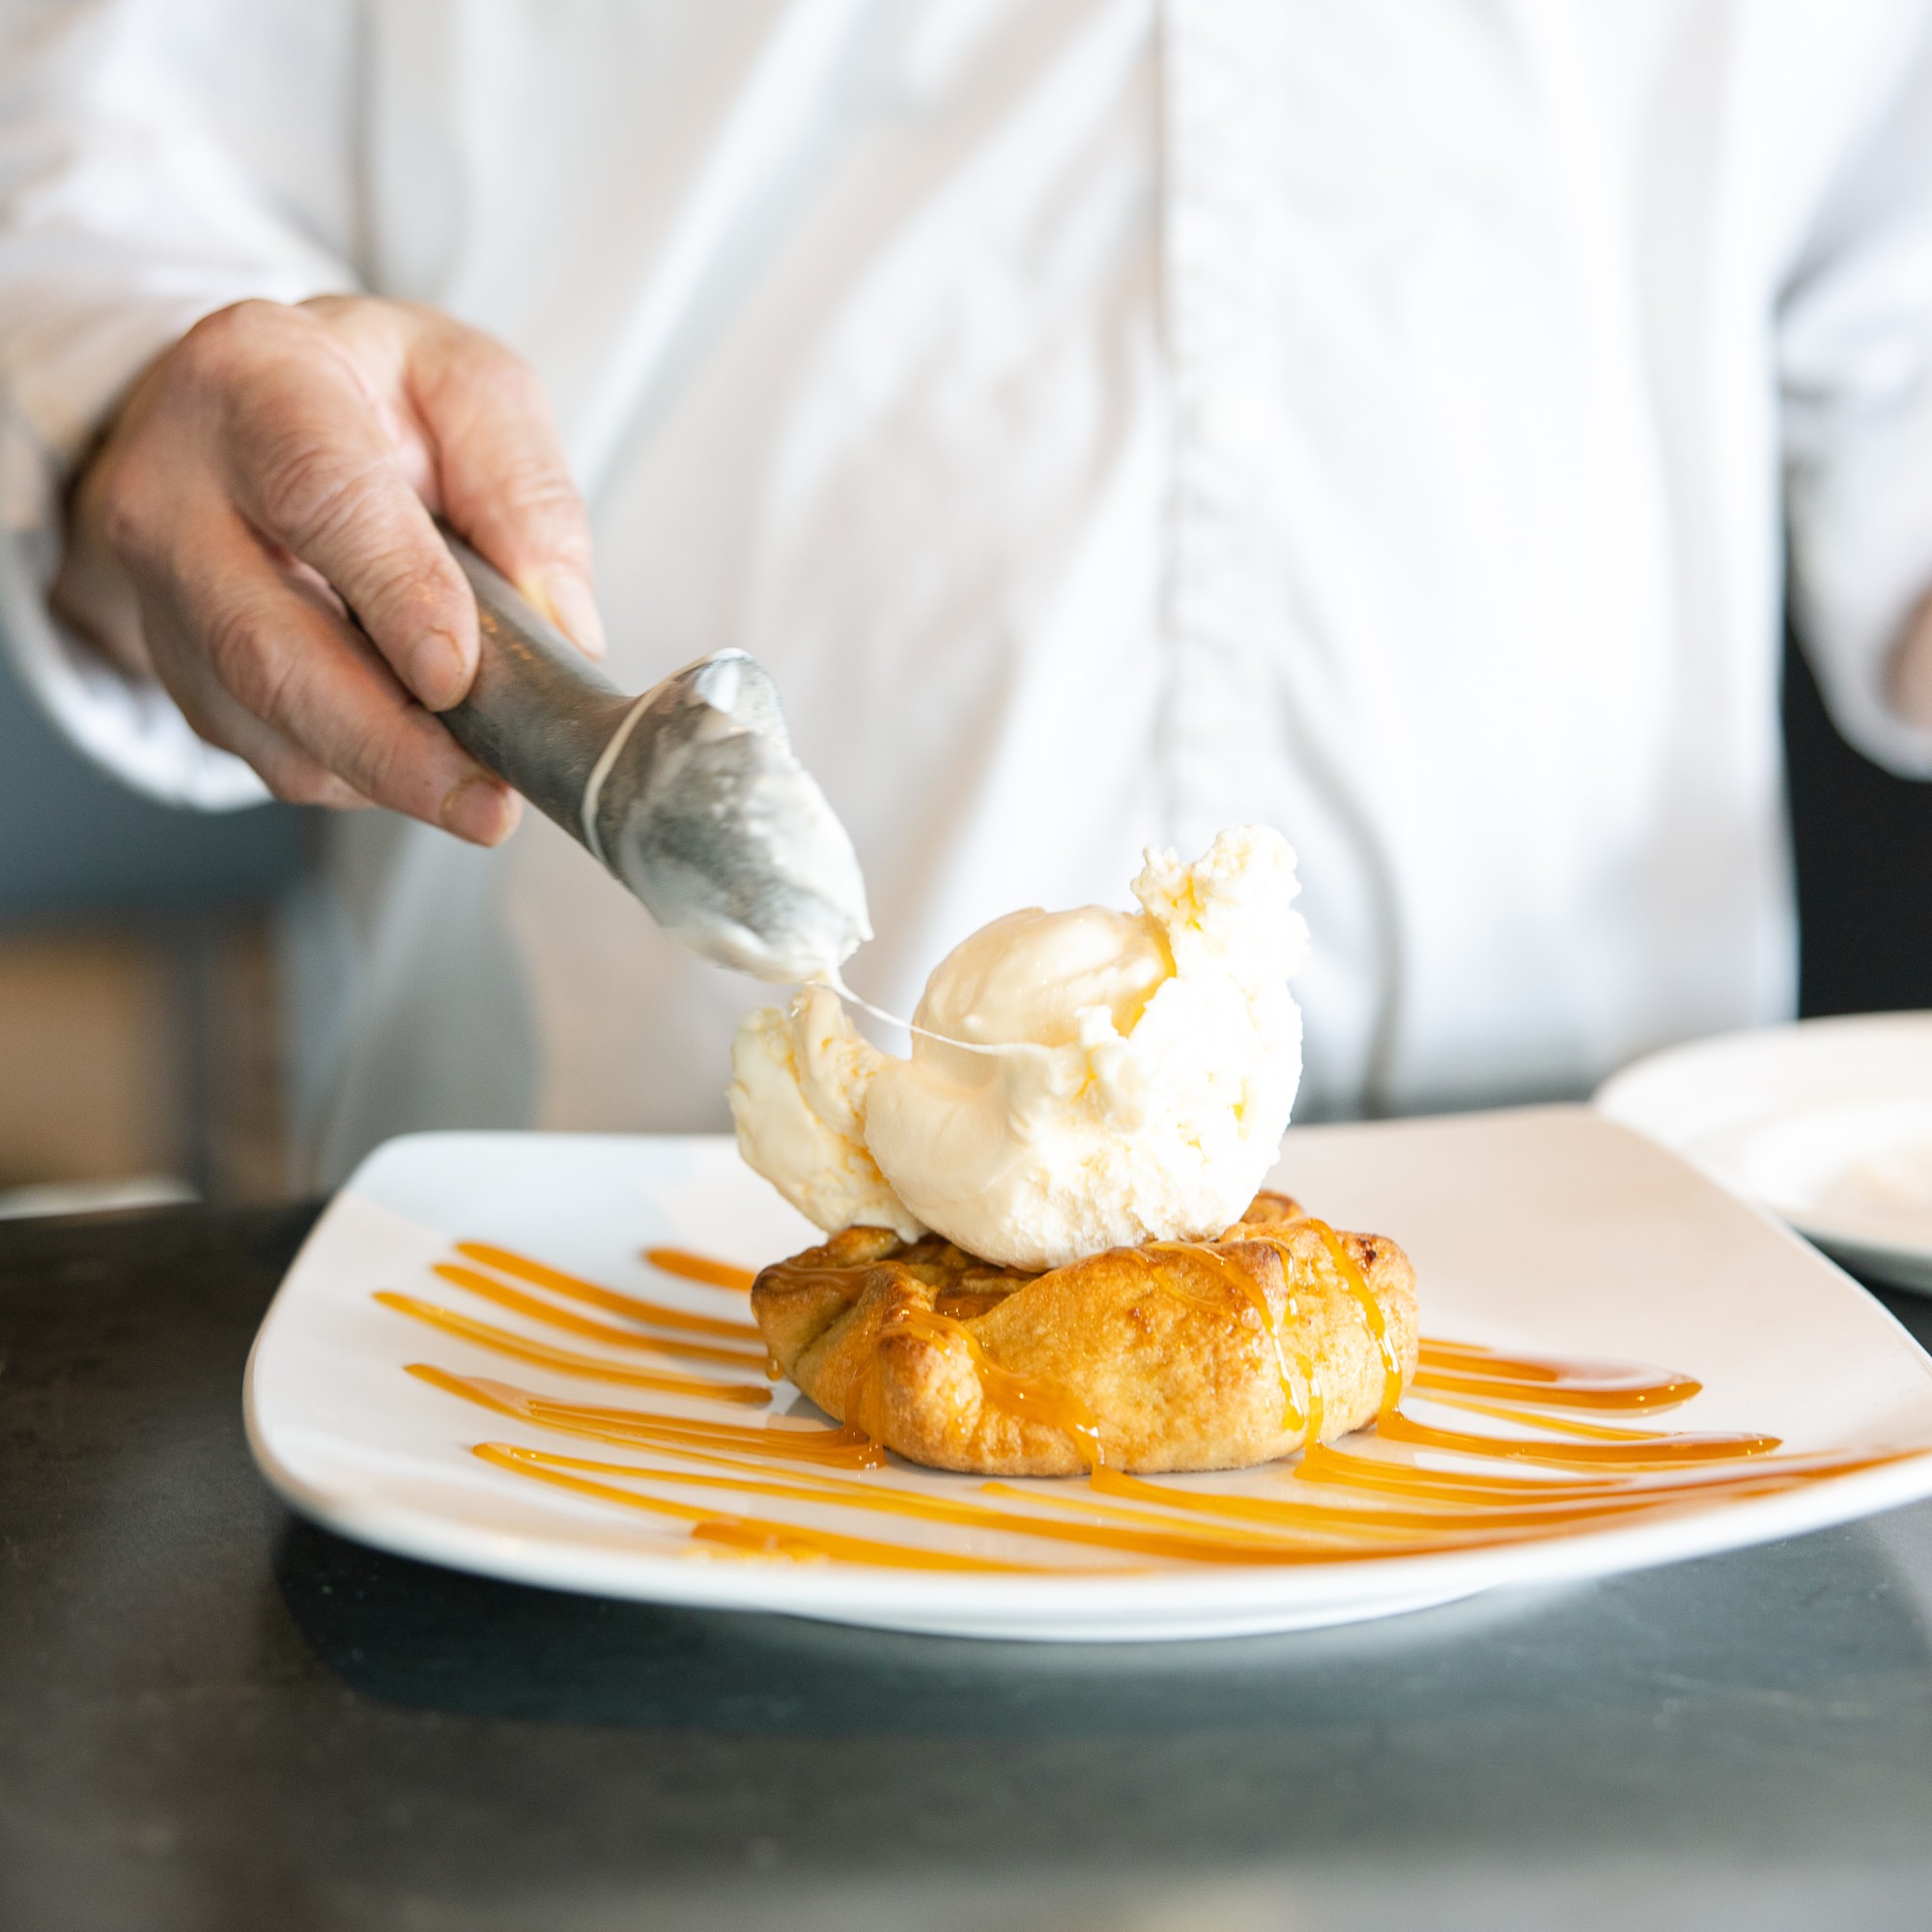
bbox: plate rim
[1595,1012,1932,1290]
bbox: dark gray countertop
[5,1202,1932,1932]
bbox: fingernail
[538,570,607,659]
[440,774,522,847]
[409,628,468,710]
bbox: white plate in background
[244,1108,1932,1641]
[1596,1013,1932,1293]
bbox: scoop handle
[438,532,632,837]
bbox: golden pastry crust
[751,1191,1419,1475]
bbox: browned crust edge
[751,1192,1419,1475]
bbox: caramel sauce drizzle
[1142,1243,1308,1435]
[375,1291,769,1406]
[478,1442,1354,1567]
[470,1443,1033,1572]
[425,1366,1375,1565]
[1413,1337,1701,1412]
[1245,1220,1403,1419]
[1312,1220,1406,1417]
[1293,1436,1900,1504]
[1372,1408,1778,1467]
[429,1263,766,1368]
[458,1355,1906,1567]
[458,1241,760,1338]
[386,1238,1925,1576]
[933,1290,1012,1321]
[1422,1396,1675,1441]
[980,1446,1910,1557]
[472,1427,1911,1574]
[645,1247,756,1292]
[406,1365,884,1466]
[877,1304,1109,1471]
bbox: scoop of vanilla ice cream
[727,826,1309,1270]
[727,983,925,1241]
[864,825,1308,1267]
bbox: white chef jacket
[5,0,1932,1184]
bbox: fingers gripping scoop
[585,652,871,982]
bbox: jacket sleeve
[1781,6,1932,780]
[0,0,359,806]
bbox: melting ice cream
[727,826,1310,1270]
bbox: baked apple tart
[751,1191,1418,1475]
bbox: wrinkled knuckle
[502,461,590,554]
[509,458,582,516]
[173,307,245,384]
[201,603,285,714]
[380,554,463,622]
[91,460,158,563]
[345,723,414,809]
[81,421,182,565]
[174,299,285,391]
[245,648,310,742]
[324,541,462,640]
[254,437,381,550]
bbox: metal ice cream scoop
[437,531,870,982]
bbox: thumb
[405,313,605,658]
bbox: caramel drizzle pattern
[376,1238,1922,1574]
[644,1247,756,1293]
[374,1293,771,1405]
[1139,1243,1311,1436]
[1124,1220,1400,1439]
[1244,1219,1404,1419]
[429,1263,764,1367]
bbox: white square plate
[245,1106,1932,1641]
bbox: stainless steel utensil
[437,532,869,981]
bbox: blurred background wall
[0,609,1922,1218]
[0,644,309,1215]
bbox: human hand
[51,295,603,844]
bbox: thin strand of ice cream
[726,826,1310,1270]
[724,973,1027,1247]
[821,979,1033,1057]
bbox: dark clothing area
[1788,632,1932,1018]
